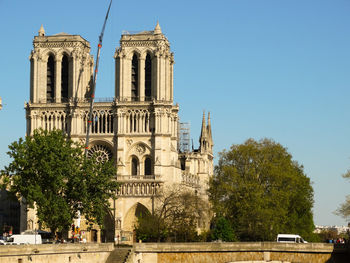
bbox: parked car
[277,234,307,243]
[6,234,42,245]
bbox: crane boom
[85,0,113,156]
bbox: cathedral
[24,22,213,242]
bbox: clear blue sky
[0,0,349,226]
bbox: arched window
[131,54,139,101]
[145,54,152,101]
[61,55,69,101]
[144,113,149,132]
[144,157,152,175]
[131,157,139,176]
[47,55,55,102]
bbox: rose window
[87,145,113,163]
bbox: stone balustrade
[116,181,162,197]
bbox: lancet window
[46,55,55,102]
[83,110,114,134]
[61,55,69,101]
[131,157,139,176]
[127,110,152,134]
[41,110,68,132]
[145,54,152,100]
[144,157,152,175]
[131,54,139,101]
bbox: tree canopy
[209,138,315,241]
[135,185,210,242]
[335,171,350,221]
[1,129,118,234]
[209,216,237,242]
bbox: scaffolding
[179,122,191,153]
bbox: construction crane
[84,0,113,156]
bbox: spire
[199,111,207,153]
[207,112,212,142]
[38,24,45,36]
[200,111,207,140]
[154,21,162,35]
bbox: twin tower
[25,23,213,242]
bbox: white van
[277,234,307,243]
[7,234,42,245]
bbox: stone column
[55,57,62,103]
[31,56,38,103]
[97,229,101,243]
[72,53,77,100]
[170,55,174,101]
[39,57,46,103]
[139,58,145,101]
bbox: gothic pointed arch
[61,54,69,101]
[131,155,139,176]
[46,55,55,102]
[145,53,152,100]
[123,202,151,232]
[144,155,152,175]
[131,53,139,101]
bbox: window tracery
[87,144,113,163]
[41,110,68,132]
[83,110,114,134]
[126,109,152,133]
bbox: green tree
[209,138,315,241]
[335,171,350,221]
[1,129,118,235]
[210,216,237,242]
[135,185,210,242]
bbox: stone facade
[24,23,213,242]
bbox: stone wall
[0,242,349,263]
[0,243,114,263]
[131,242,350,263]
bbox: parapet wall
[0,242,348,263]
[0,243,114,263]
[131,242,349,263]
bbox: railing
[116,181,162,197]
[182,171,200,188]
[94,97,114,103]
[115,96,155,102]
[122,30,153,35]
[117,174,156,181]
[30,97,115,104]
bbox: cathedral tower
[27,25,93,136]
[29,25,93,104]
[113,22,179,184]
